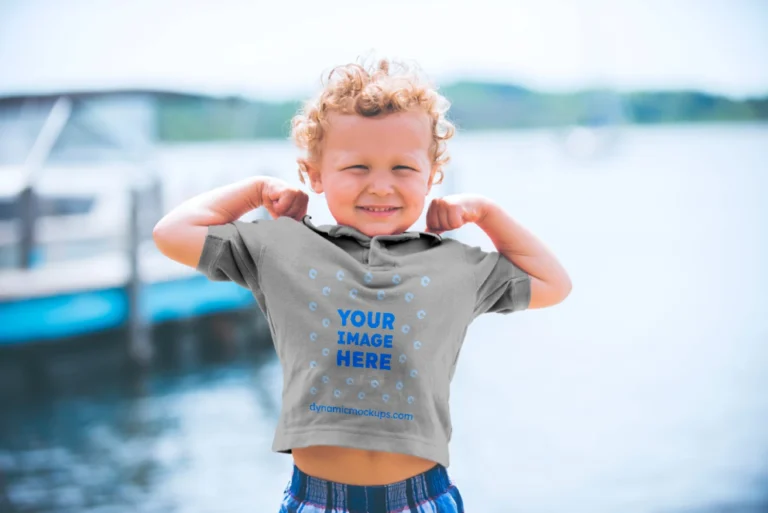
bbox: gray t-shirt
[196,215,530,467]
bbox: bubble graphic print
[358,392,365,400]
[322,286,331,296]
[399,354,407,364]
[364,272,373,284]
[336,270,345,281]
[401,325,410,334]
[377,291,386,300]
[309,302,317,312]
[322,348,330,356]
[370,380,379,388]
[396,381,404,390]
[322,318,330,328]
[413,341,422,350]
[334,389,341,398]
[349,289,358,299]
[309,332,317,341]
[392,274,402,284]
[417,310,426,319]
[309,269,317,279]
[322,375,330,383]
[410,369,418,378]
[407,396,415,404]
[346,377,354,385]
[382,394,390,402]
[405,292,414,303]
[421,276,430,287]
[310,361,317,368]
[310,387,317,395]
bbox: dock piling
[17,185,38,269]
[126,185,153,367]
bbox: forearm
[156,176,268,229]
[478,202,571,289]
[152,176,269,269]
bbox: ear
[301,159,324,194]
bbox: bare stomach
[292,446,438,485]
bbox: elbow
[546,273,572,307]
[528,274,572,309]
[151,219,208,269]
[152,219,173,255]
[556,275,573,304]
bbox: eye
[394,166,418,172]
[342,165,368,171]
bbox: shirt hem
[196,232,225,276]
[272,428,450,468]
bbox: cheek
[323,176,358,203]
[405,176,430,201]
[408,195,427,212]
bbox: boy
[153,57,571,512]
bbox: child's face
[307,110,436,237]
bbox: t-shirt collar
[301,215,442,246]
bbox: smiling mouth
[357,206,401,213]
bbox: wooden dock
[0,242,256,346]
[0,91,280,372]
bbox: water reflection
[0,351,286,512]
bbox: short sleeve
[463,244,531,317]
[195,220,267,292]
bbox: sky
[0,0,766,100]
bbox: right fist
[260,178,309,221]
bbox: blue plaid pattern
[279,464,464,512]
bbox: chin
[332,210,415,237]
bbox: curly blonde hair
[291,57,456,186]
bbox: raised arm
[152,176,307,269]
[474,201,572,309]
[426,194,572,310]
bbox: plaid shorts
[279,463,464,513]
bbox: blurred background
[0,0,767,512]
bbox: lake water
[1,124,767,512]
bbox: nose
[366,170,395,196]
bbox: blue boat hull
[0,276,256,345]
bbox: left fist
[425,194,490,234]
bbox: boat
[0,91,263,356]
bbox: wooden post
[17,96,72,269]
[17,185,37,269]
[127,185,153,367]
